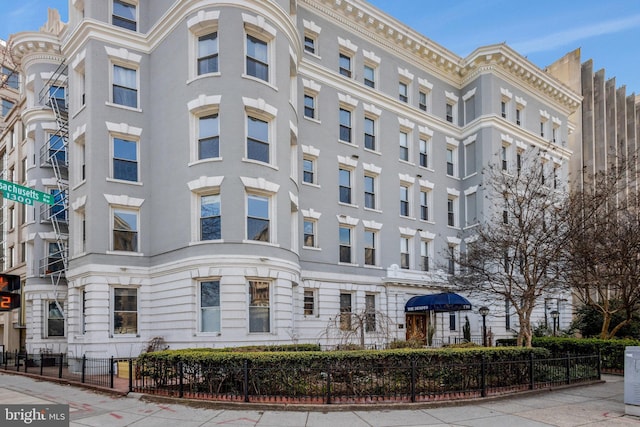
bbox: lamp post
[550,310,559,336]
[479,306,490,347]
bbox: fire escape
[38,62,68,318]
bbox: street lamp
[479,306,490,347]
[550,310,559,336]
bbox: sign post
[0,179,55,205]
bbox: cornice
[11,32,64,70]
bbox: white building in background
[0,1,580,357]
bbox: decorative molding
[104,194,144,207]
[240,176,280,193]
[187,176,224,192]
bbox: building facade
[1,0,580,357]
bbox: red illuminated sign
[0,292,19,311]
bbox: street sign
[0,179,55,205]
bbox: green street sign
[0,180,55,205]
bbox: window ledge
[106,250,144,256]
[400,215,416,221]
[304,51,322,60]
[399,159,415,167]
[241,158,279,171]
[105,102,142,113]
[106,178,143,186]
[364,207,382,214]
[188,157,223,167]
[186,72,221,85]
[364,264,383,270]
[338,202,359,209]
[302,182,321,189]
[338,140,359,149]
[303,246,321,251]
[338,262,359,267]
[363,148,381,156]
[189,239,225,246]
[242,240,280,248]
[303,116,321,124]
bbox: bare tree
[0,38,18,91]
[454,149,571,347]
[322,308,395,349]
[565,158,640,338]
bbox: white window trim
[197,279,222,335]
[188,95,222,164]
[111,0,139,31]
[247,279,273,334]
[242,13,276,87]
[105,121,143,184]
[110,286,139,337]
[187,10,221,82]
[188,176,224,244]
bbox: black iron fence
[131,353,600,404]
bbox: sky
[1,0,639,94]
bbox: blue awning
[405,293,472,313]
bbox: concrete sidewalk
[1,372,638,426]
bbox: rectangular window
[419,138,429,168]
[47,302,64,337]
[1,66,19,90]
[364,65,375,88]
[247,116,269,163]
[339,293,352,330]
[400,185,410,217]
[199,114,220,159]
[364,117,375,150]
[516,108,522,126]
[466,192,477,226]
[2,98,15,116]
[399,131,409,161]
[419,91,427,112]
[447,198,455,227]
[540,121,545,138]
[339,108,352,143]
[552,127,558,143]
[446,148,455,176]
[246,35,269,82]
[503,210,508,224]
[113,137,138,181]
[400,237,410,269]
[49,85,66,110]
[364,175,375,209]
[247,194,270,242]
[517,152,522,173]
[449,312,456,331]
[48,133,66,164]
[501,101,507,118]
[304,94,315,119]
[201,194,221,240]
[113,65,137,108]
[421,240,430,271]
[113,209,138,251]
[339,226,352,263]
[420,190,429,221]
[399,82,408,102]
[364,230,376,266]
[339,168,352,204]
[198,32,219,75]
[303,157,315,184]
[304,36,316,54]
[249,280,270,332]
[365,294,376,332]
[446,103,454,123]
[47,242,64,273]
[200,280,220,332]
[501,146,508,171]
[448,246,455,274]
[339,53,351,78]
[81,290,86,334]
[465,141,476,176]
[113,0,136,31]
[113,288,137,334]
[303,289,316,316]
[304,219,316,247]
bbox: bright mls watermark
[1,405,68,426]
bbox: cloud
[512,14,640,54]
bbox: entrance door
[406,313,428,343]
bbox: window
[303,219,316,247]
[246,35,269,82]
[198,114,220,160]
[465,141,476,176]
[48,133,66,164]
[113,209,138,252]
[399,82,408,102]
[339,108,352,143]
[304,94,316,119]
[364,230,376,266]
[364,65,375,88]
[339,168,352,204]
[303,157,315,184]
[339,226,352,263]
[364,117,375,150]
[304,35,316,54]
[81,290,87,334]
[247,116,269,163]
[198,32,219,75]
[501,101,507,118]
[420,190,429,221]
[540,121,546,138]
[1,66,18,90]
[516,107,522,126]
[47,242,64,273]
[113,137,138,181]
[400,237,410,269]
[364,175,376,210]
[339,53,351,78]
[49,85,66,110]
[1,98,15,116]
[247,194,270,242]
[249,280,270,332]
[113,65,137,108]
[47,302,65,337]
[501,146,508,171]
[448,246,456,274]
[447,198,456,227]
[399,131,409,161]
[552,126,558,143]
[113,288,137,334]
[303,289,316,316]
[446,148,455,176]
[365,294,376,332]
[200,280,220,332]
[446,103,454,123]
[400,185,410,217]
[466,192,477,226]
[419,138,429,168]
[339,293,352,330]
[503,210,509,224]
[553,166,559,189]
[516,151,523,173]
[419,91,428,112]
[449,312,456,331]
[112,0,136,31]
[200,194,221,240]
[421,240,430,271]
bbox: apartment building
[1,1,580,357]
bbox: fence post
[81,354,86,384]
[110,356,114,389]
[40,353,44,376]
[529,352,534,390]
[128,359,133,392]
[14,350,18,370]
[326,364,332,404]
[243,359,250,403]
[24,351,28,373]
[178,361,184,398]
[58,354,63,379]
[597,350,601,380]
[481,356,487,398]
[565,352,572,384]
[410,359,416,403]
